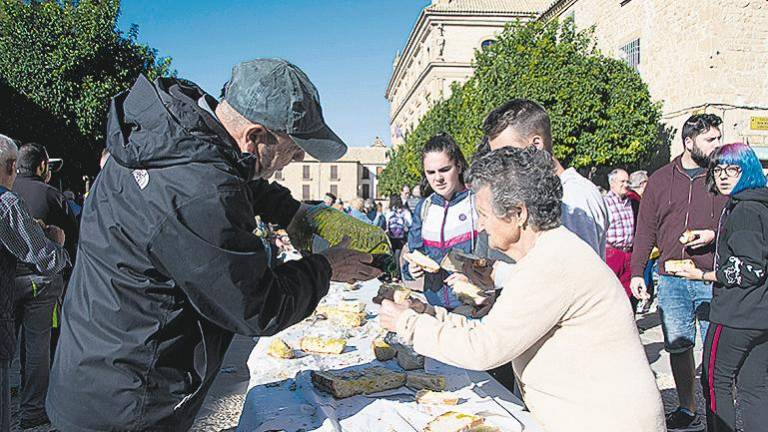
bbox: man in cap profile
[46,59,381,431]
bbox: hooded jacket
[46,76,331,432]
[710,188,768,330]
[631,156,728,278]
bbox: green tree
[0,0,173,189]
[379,19,664,196]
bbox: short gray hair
[629,170,648,189]
[607,168,628,184]
[0,133,19,167]
[467,146,562,231]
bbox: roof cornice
[386,8,537,98]
[538,0,578,22]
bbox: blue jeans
[657,275,712,353]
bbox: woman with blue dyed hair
[674,142,768,432]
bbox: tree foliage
[0,0,173,189]
[379,19,664,196]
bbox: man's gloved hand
[373,285,435,316]
[320,237,383,283]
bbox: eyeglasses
[712,165,742,178]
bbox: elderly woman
[380,146,664,432]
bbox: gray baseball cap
[222,58,347,161]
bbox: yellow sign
[751,117,768,131]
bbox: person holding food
[629,114,727,431]
[668,142,768,432]
[380,146,665,432]
[401,133,480,311]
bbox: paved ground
[11,312,708,432]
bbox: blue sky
[118,0,429,148]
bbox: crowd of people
[0,57,766,432]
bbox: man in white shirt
[482,99,609,259]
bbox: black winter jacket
[46,76,332,431]
[13,173,79,274]
[711,188,768,330]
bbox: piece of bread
[468,426,501,432]
[300,336,346,355]
[406,372,446,391]
[311,366,406,399]
[372,338,396,361]
[416,390,459,405]
[315,305,366,328]
[665,259,696,273]
[266,338,294,359]
[423,411,484,432]
[405,250,441,273]
[679,230,698,244]
[393,286,412,304]
[450,280,486,306]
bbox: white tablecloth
[237,279,543,432]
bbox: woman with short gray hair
[380,146,664,432]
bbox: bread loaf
[405,250,440,273]
[311,366,406,399]
[372,338,396,361]
[406,371,446,391]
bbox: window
[302,165,311,180]
[480,39,496,50]
[274,170,283,180]
[330,184,338,197]
[619,38,640,70]
[362,167,370,180]
[330,165,338,180]
[302,185,310,201]
[362,184,370,200]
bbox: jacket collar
[428,187,470,206]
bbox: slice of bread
[423,411,484,431]
[299,336,346,355]
[266,338,294,359]
[665,259,696,273]
[415,389,458,405]
[405,250,441,273]
[679,230,698,244]
[450,280,486,306]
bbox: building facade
[269,138,389,204]
[389,0,768,158]
[540,0,768,157]
[385,0,549,146]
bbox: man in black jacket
[46,59,382,431]
[0,134,69,432]
[12,142,78,429]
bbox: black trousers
[702,323,768,432]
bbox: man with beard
[630,113,726,432]
[46,59,382,431]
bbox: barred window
[302,185,310,200]
[619,38,640,70]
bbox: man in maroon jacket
[630,114,727,432]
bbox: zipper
[441,201,449,307]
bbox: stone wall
[550,0,768,157]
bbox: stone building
[385,0,549,147]
[269,137,389,204]
[540,0,768,157]
[389,0,768,158]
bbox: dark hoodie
[631,156,728,278]
[711,188,768,330]
[46,76,332,431]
